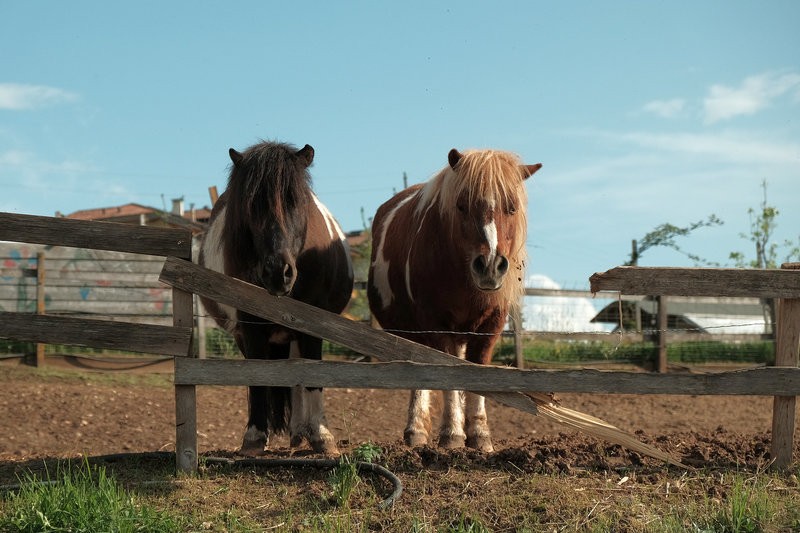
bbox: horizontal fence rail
[175,358,800,396]
[3,312,191,356]
[591,266,800,298]
[0,212,191,257]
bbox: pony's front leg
[237,317,273,456]
[241,386,270,455]
[465,392,493,452]
[438,390,466,449]
[289,337,338,454]
[404,389,432,447]
[464,337,496,452]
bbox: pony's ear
[229,148,244,166]
[521,163,542,180]
[448,148,463,170]
[296,144,315,167]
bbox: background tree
[729,179,800,269]
[728,180,800,333]
[626,215,723,266]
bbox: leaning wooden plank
[0,312,192,356]
[175,358,800,396]
[0,212,192,259]
[590,266,800,298]
[160,256,686,467]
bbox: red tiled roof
[65,203,155,220]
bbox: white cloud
[588,129,799,166]
[0,83,78,110]
[703,71,800,124]
[642,98,685,119]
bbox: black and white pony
[199,140,353,455]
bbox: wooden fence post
[34,252,46,367]
[771,262,800,469]
[174,285,197,474]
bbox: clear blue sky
[2,1,798,288]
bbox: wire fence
[0,245,777,367]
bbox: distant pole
[656,295,668,373]
[631,240,642,334]
[208,186,219,206]
[402,172,408,189]
[35,252,46,367]
[510,304,524,369]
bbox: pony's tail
[267,386,291,434]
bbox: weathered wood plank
[590,266,800,298]
[175,358,800,396]
[0,312,192,356]
[0,212,192,259]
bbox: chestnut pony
[199,140,353,455]
[368,148,540,452]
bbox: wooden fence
[2,211,799,473]
[159,256,800,471]
[0,212,194,365]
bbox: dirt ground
[0,355,798,471]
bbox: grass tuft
[0,459,181,533]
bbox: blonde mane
[416,149,528,305]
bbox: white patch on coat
[311,193,353,279]
[200,206,237,331]
[311,193,346,241]
[371,194,415,310]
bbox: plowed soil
[1,355,797,472]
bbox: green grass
[2,456,798,532]
[494,339,775,366]
[0,459,182,532]
[328,441,383,508]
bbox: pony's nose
[496,256,509,275]
[471,255,509,277]
[471,254,509,291]
[283,263,295,287]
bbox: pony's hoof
[289,434,305,448]
[438,434,466,449]
[404,431,429,448]
[238,444,267,456]
[310,438,339,455]
[240,426,268,456]
[466,436,494,453]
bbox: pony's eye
[507,205,517,215]
[456,202,467,213]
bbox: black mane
[226,140,313,228]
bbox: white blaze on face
[484,220,498,264]
[483,197,498,264]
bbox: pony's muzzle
[471,254,509,291]
[262,260,297,297]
